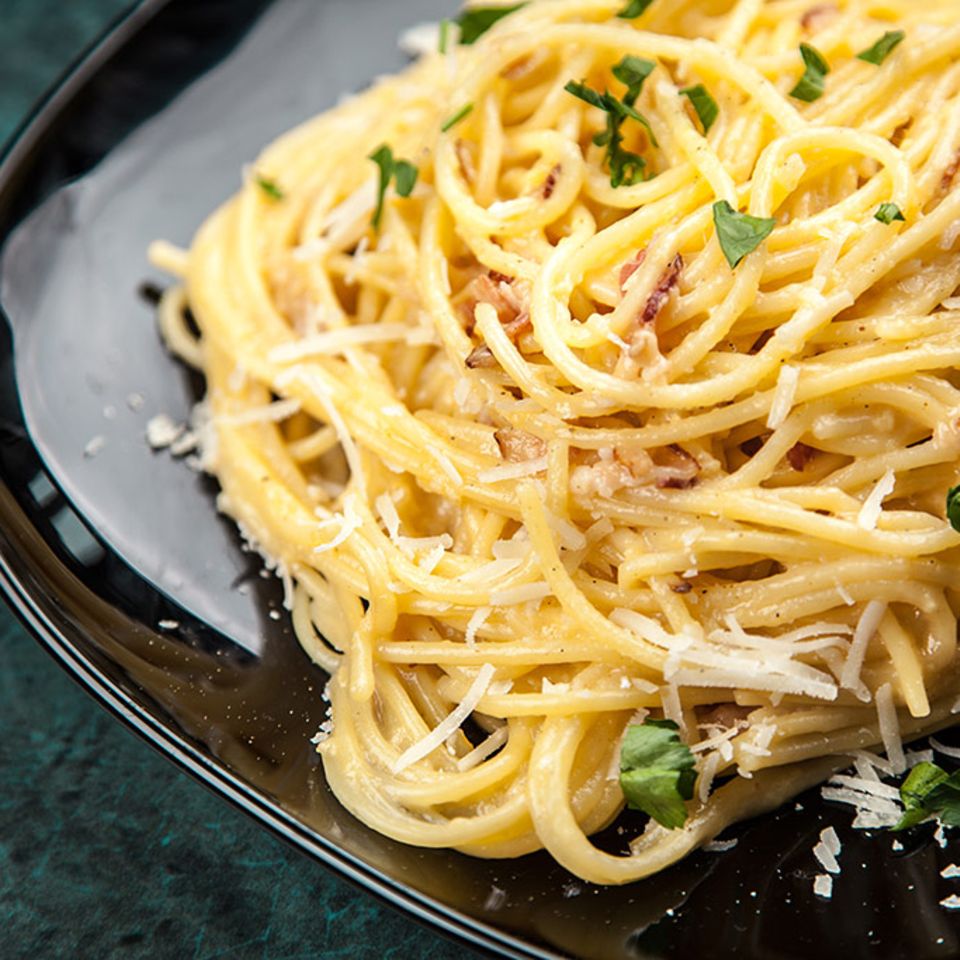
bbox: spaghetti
[151,0,960,884]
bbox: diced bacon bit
[889,120,912,149]
[696,703,756,730]
[654,444,701,490]
[619,249,647,292]
[942,148,960,195]
[671,580,693,594]
[739,435,766,458]
[787,441,816,471]
[495,428,547,462]
[462,273,533,368]
[749,329,774,355]
[640,254,684,326]
[801,4,837,31]
[541,164,562,200]
[456,138,477,185]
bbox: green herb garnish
[565,78,657,187]
[857,30,905,66]
[368,145,419,230]
[254,175,284,201]
[875,202,905,225]
[441,103,474,132]
[680,83,719,134]
[439,18,452,54]
[894,761,960,831]
[617,0,655,18]
[612,55,656,107]
[947,485,960,532]
[620,719,696,830]
[789,43,830,102]
[713,200,776,268]
[456,4,526,45]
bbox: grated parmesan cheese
[767,364,800,429]
[464,606,491,646]
[489,582,552,606]
[477,456,548,484]
[455,724,508,772]
[216,397,301,427]
[942,864,960,879]
[876,682,905,774]
[146,414,183,450]
[930,736,960,761]
[429,445,463,486]
[813,874,833,899]
[941,894,960,910]
[268,324,434,363]
[703,837,738,853]
[841,600,886,697]
[392,663,496,774]
[856,468,896,531]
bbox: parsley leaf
[947,484,960,532]
[789,43,830,102]
[456,4,526,45]
[368,145,418,229]
[441,103,474,132]
[875,202,905,225]
[618,0,655,18]
[713,200,776,268]
[857,30,905,66]
[620,719,696,830]
[254,175,284,201]
[612,55,656,107]
[893,761,960,831]
[565,78,657,187]
[680,83,719,134]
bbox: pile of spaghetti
[152,0,960,884]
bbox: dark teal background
[0,3,480,957]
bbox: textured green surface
[0,4,478,958]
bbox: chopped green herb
[713,200,776,268]
[565,78,658,187]
[368,145,418,229]
[439,18,452,54]
[456,4,526,45]
[441,103,474,132]
[680,83,719,134]
[875,202,905,225]
[617,0,655,18]
[947,485,960,532]
[619,719,696,830]
[393,160,419,198]
[789,43,830,102]
[254,175,284,201]
[893,761,960,831]
[612,55,656,107]
[857,30,905,66]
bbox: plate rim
[0,4,563,958]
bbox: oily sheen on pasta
[153,0,960,885]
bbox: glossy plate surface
[2,3,960,958]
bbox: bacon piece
[541,164,562,200]
[671,580,693,594]
[942,149,960,194]
[654,444,700,489]
[696,703,755,730]
[800,4,837,31]
[786,441,816,471]
[461,274,532,368]
[640,254,683,326]
[619,249,647,292]
[495,428,546,462]
[739,436,765,458]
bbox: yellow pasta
[152,0,960,884]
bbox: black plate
[2,3,960,958]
